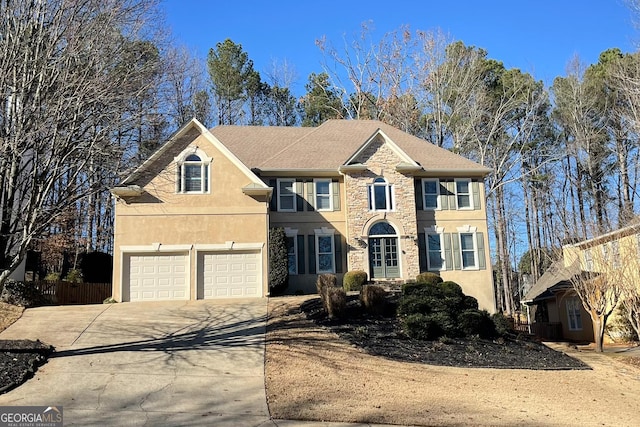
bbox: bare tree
[0,0,163,285]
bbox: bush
[44,272,60,282]
[0,280,48,307]
[324,287,347,319]
[64,269,83,283]
[316,273,337,295]
[398,279,497,340]
[359,285,387,314]
[403,313,442,340]
[416,272,443,286]
[269,227,289,295]
[491,312,513,337]
[343,270,367,292]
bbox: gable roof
[210,119,491,175]
[119,118,268,190]
[521,260,580,304]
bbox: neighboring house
[523,222,640,342]
[111,118,496,311]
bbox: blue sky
[162,0,638,94]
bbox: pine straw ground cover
[0,302,52,394]
[265,295,640,426]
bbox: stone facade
[344,135,420,280]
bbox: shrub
[491,312,513,337]
[44,272,61,282]
[460,310,497,338]
[316,273,337,295]
[103,297,117,304]
[359,285,387,314]
[269,227,289,295]
[64,269,83,283]
[343,270,368,292]
[398,279,496,340]
[416,272,443,286]
[0,280,48,307]
[402,313,442,340]
[324,287,347,319]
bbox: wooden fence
[31,281,111,305]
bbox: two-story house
[523,223,640,342]
[111,118,496,311]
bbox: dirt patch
[265,295,640,426]
[0,303,52,394]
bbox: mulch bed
[302,295,590,370]
[0,340,53,394]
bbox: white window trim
[314,178,333,211]
[426,232,445,271]
[175,148,212,194]
[458,230,479,271]
[455,178,474,210]
[315,232,335,274]
[277,179,297,212]
[584,249,594,271]
[566,297,583,331]
[369,177,395,212]
[422,178,441,210]
[285,228,299,275]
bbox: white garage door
[200,251,261,298]
[127,253,189,301]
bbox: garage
[126,253,189,301]
[199,251,261,298]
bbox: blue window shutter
[308,235,316,274]
[295,181,304,212]
[451,232,461,270]
[332,180,340,211]
[443,233,453,270]
[269,179,277,211]
[415,180,423,210]
[306,181,315,211]
[476,232,486,269]
[334,234,343,273]
[297,235,305,274]
[472,181,481,210]
[418,232,426,272]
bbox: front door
[368,221,400,279]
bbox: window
[460,233,477,269]
[455,179,473,209]
[368,177,394,211]
[566,297,583,331]
[176,150,210,193]
[584,249,594,271]
[601,243,610,264]
[277,179,296,212]
[316,234,335,273]
[426,233,444,270]
[611,240,620,269]
[315,179,332,211]
[422,179,440,210]
[285,236,297,275]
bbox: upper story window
[611,240,620,269]
[314,179,333,211]
[175,149,211,194]
[368,177,394,211]
[455,179,473,209]
[278,179,296,212]
[422,179,440,210]
[584,249,594,271]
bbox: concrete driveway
[0,299,271,426]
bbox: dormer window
[368,177,394,211]
[176,149,211,193]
